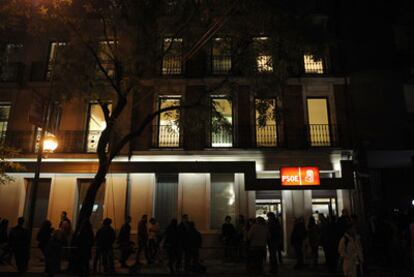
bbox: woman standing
[338,224,364,277]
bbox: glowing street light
[43,133,58,153]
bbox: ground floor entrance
[254,189,351,255]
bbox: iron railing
[2,130,103,153]
[0,125,343,153]
[0,63,25,82]
[155,125,181,148]
[306,124,338,147]
[255,124,278,147]
[212,55,232,75]
[211,125,233,147]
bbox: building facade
[0,0,356,253]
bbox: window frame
[156,96,182,148]
[210,96,234,148]
[46,41,67,81]
[211,37,232,75]
[305,96,333,147]
[161,37,183,76]
[254,97,278,148]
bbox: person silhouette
[9,217,30,272]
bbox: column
[282,190,312,256]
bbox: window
[96,40,116,79]
[0,104,11,145]
[212,37,232,74]
[211,97,233,147]
[255,98,277,147]
[306,98,331,146]
[162,38,183,75]
[0,43,23,82]
[304,54,324,74]
[253,37,273,72]
[158,97,181,147]
[210,174,235,229]
[87,103,112,153]
[77,180,105,229]
[154,174,178,229]
[46,42,67,81]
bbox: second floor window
[96,40,116,79]
[1,43,23,82]
[162,38,183,75]
[306,98,331,146]
[158,97,181,147]
[211,97,233,147]
[304,54,324,74]
[255,98,278,147]
[87,102,112,153]
[0,104,11,145]
[253,37,273,73]
[46,42,67,81]
[212,37,232,74]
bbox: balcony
[154,125,181,148]
[306,124,339,147]
[212,56,231,75]
[0,63,25,82]
[3,130,103,153]
[256,124,278,147]
[211,125,233,147]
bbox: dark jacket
[290,222,307,246]
[9,225,30,251]
[96,225,115,249]
[222,223,236,243]
[117,223,131,245]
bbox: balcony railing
[211,125,233,147]
[212,56,231,75]
[306,124,338,147]
[256,124,278,147]
[2,130,105,153]
[156,125,181,148]
[0,63,25,82]
[0,124,344,153]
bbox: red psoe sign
[281,167,320,186]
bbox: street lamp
[43,133,58,153]
[26,130,58,239]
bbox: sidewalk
[1,250,412,276]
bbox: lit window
[162,38,183,75]
[212,37,232,74]
[211,97,233,147]
[96,40,116,79]
[253,37,273,72]
[304,54,324,74]
[255,99,277,147]
[87,102,112,153]
[307,98,331,146]
[46,41,67,81]
[158,97,181,147]
[0,104,11,145]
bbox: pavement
[0,249,412,277]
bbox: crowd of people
[0,209,413,276]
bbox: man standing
[136,215,148,264]
[117,216,132,268]
[9,217,30,273]
[94,218,116,273]
[267,212,280,273]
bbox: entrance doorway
[23,178,52,228]
[312,190,338,221]
[255,199,282,219]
